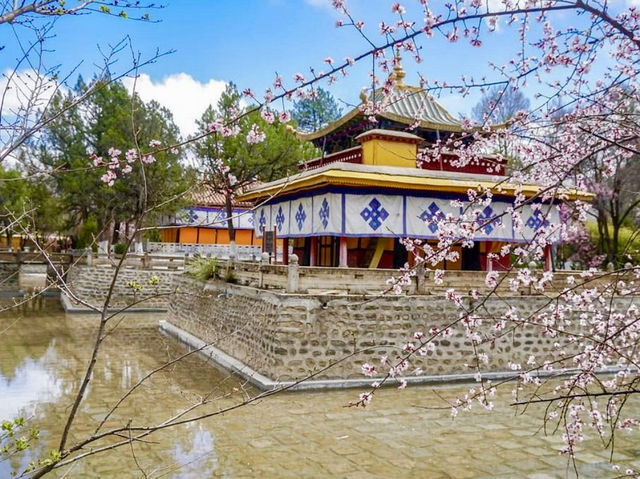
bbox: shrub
[113,243,128,255]
[224,268,237,284]
[186,256,219,281]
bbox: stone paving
[1,304,639,478]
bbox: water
[1,301,639,478]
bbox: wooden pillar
[339,236,348,268]
[310,236,317,267]
[544,244,553,271]
[485,241,493,272]
[272,224,277,264]
[283,238,289,265]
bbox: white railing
[146,242,273,261]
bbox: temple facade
[239,62,587,270]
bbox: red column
[310,237,317,267]
[486,241,493,272]
[339,236,348,267]
[283,238,289,265]
[544,244,553,271]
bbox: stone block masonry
[168,276,631,389]
[65,265,180,311]
[0,263,19,292]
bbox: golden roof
[297,54,465,141]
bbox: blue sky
[0,0,631,136]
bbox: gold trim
[238,169,592,202]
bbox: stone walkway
[208,386,640,478]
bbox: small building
[160,185,259,247]
[239,62,587,270]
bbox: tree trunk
[225,193,237,258]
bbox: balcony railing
[298,146,363,171]
[418,151,507,176]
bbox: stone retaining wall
[66,265,179,310]
[169,276,626,384]
[0,263,19,291]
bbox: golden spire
[390,50,406,87]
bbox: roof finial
[391,49,406,87]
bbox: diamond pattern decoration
[319,198,330,229]
[295,203,307,231]
[360,198,389,231]
[275,206,285,232]
[258,209,266,232]
[419,201,445,234]
[476,205,500,235]
[186,208,199,223]
[526,209,550,231]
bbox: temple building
[238,60,588,270]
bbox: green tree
[35,79,189,249]
[194,83,317,247]
[291,87,343,133]
[0,166,27,248]
[582,100,640,266]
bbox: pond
[1,300,639,478]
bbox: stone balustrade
[227,258,601,296]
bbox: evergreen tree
[35,80,189,248]
[194,83,317,245]
[291,88,342,133]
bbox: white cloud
[0,69,63,162]
[122,73,227,137]
[0,68,61,122]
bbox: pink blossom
[246,124,266,145]
[261,109,276,124]
[279,111,291,123]
[391,2,406,15]
[361,363,377,377]
[125,149,137,163]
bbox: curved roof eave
[295,108,465,142]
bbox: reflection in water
[1,305,639,478]
[0,306,237,478]
[170,425,217,478]
[0,342,62,420]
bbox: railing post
[287,254,299,293]
[415,261,427,294]
[85,247,93,266]
[142,251,150,269]
[259,252,269,289]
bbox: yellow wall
[0,237,22,250]
[170,227,258,245]
[179,227,198,244]
[162,229,178,243]
[235,229,256,245]
[361,138,418,167]
[198,229,216,244]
